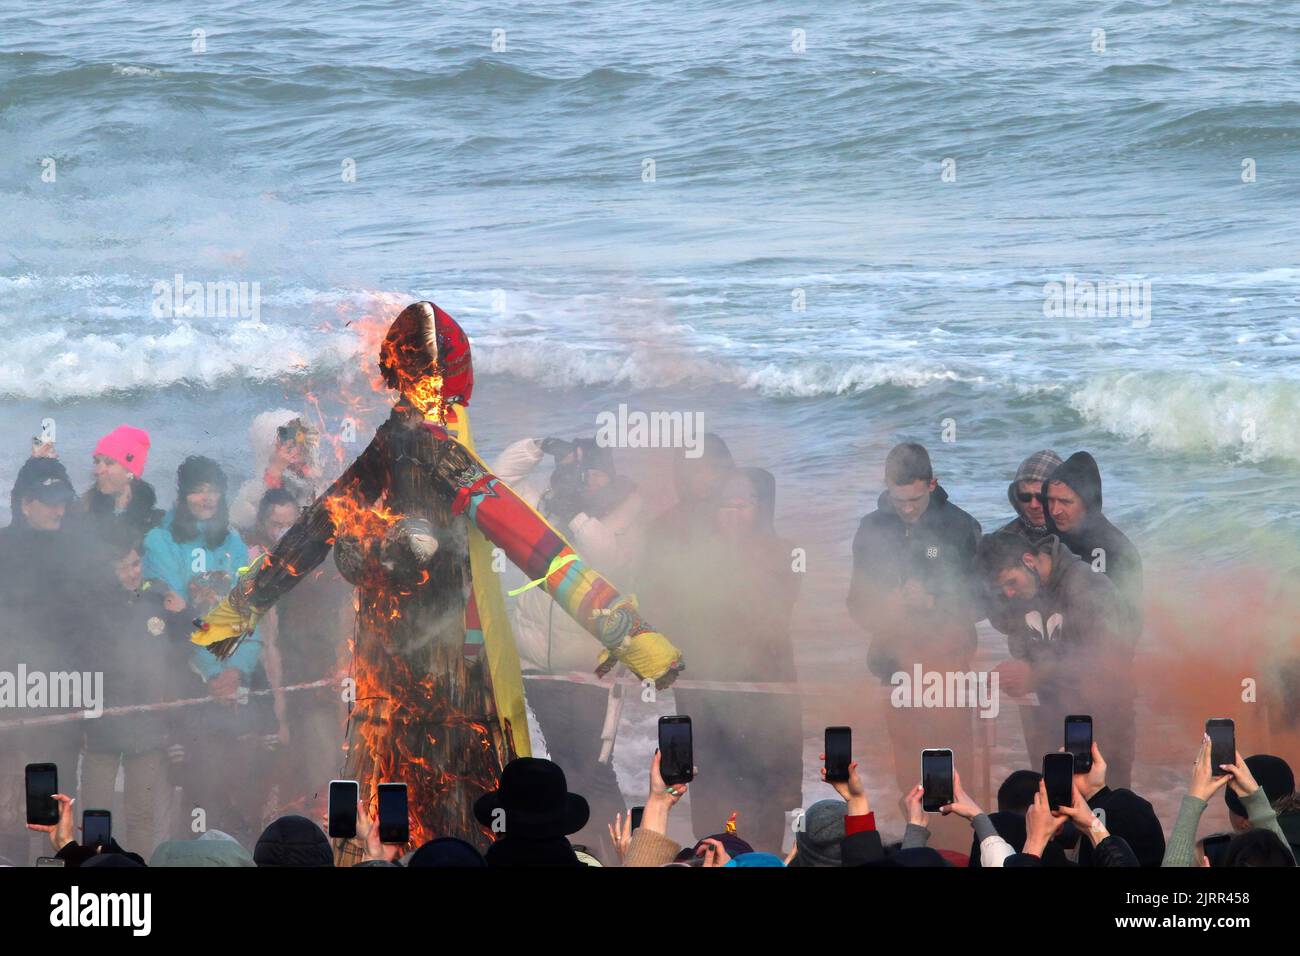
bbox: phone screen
[377,783,409,845]
[658,716,694,785]
[824,726,851,783]
[1206,719,1235,776]
[1064,716,1093,772]
[82,810,111,848]
[630,806,644,831]
[921,749,954,811]
[328,780,359,839]
[1043,753,1075,811]
[25,764,58,826]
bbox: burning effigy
[190,301,684,859]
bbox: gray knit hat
[789,799,846,867]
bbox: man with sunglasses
[987,450,1064,638]
[997,449,1062,545]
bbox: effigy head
[378,301,475,415]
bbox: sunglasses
[1016,491,1041,503]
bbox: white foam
[1070,371,1300,463]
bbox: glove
[191,594,262,661]
[596,630,684,690]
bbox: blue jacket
[142,511,263,681]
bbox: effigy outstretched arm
[427,425,684,688]
[192,431,387,660]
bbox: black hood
[1044,452,1103,515]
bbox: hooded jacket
[1043,452,1144,633]
[847,484,982,678]
[996,449,1063,545]
[1004,536,1137,703]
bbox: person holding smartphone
[1162,733,1296,867]
[0,456,111,863]
[638,466,803,853]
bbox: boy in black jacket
[846,442,983,794]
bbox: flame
[268,295,500,858]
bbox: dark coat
[1043,453,1143,633]
[847,485,982,679]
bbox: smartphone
[376,782,409,845]
[658,715,694,785]
[1043,752,1075,811]
[1064,715,1093,772]
[921,749,954,811]
[1206,718,1235,777]
[25,763,58,827]
[630,806,644,831]
[35,857,65,868]
[824,726,851,783]
[328,780,359,839]
[82,809,111,849]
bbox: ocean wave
[0,321,361,401]
[1069,371,1300,463]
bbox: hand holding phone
[921,749,954,812]
[377,782,410,845]
[25,764,58,827]
[1064,715,1093,773]
[328,780,359,839]
[1206,718,1235,777]
[658,716,694,786]
[1042,753,1075,812]
[823,726,851,784]
[82,809,111,849]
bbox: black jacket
[83,583,193,756]
[1043,453,1143,634]
[847,485,982,678]
[1005,834,1136,867]
[78,480,164,547]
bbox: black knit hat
[408,837,486,868]
[12,456,76,509]
[1225,755,1295,818]
[253,815,334,867]
[177,455,228,496]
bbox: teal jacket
[141,511,263,681]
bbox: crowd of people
[20,732,1300,867]
[0,412,1296,869]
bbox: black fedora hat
[473,758,589,839]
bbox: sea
[2,0,1298,850]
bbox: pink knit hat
[94,425,151,479]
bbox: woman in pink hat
[80,425,163,543]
